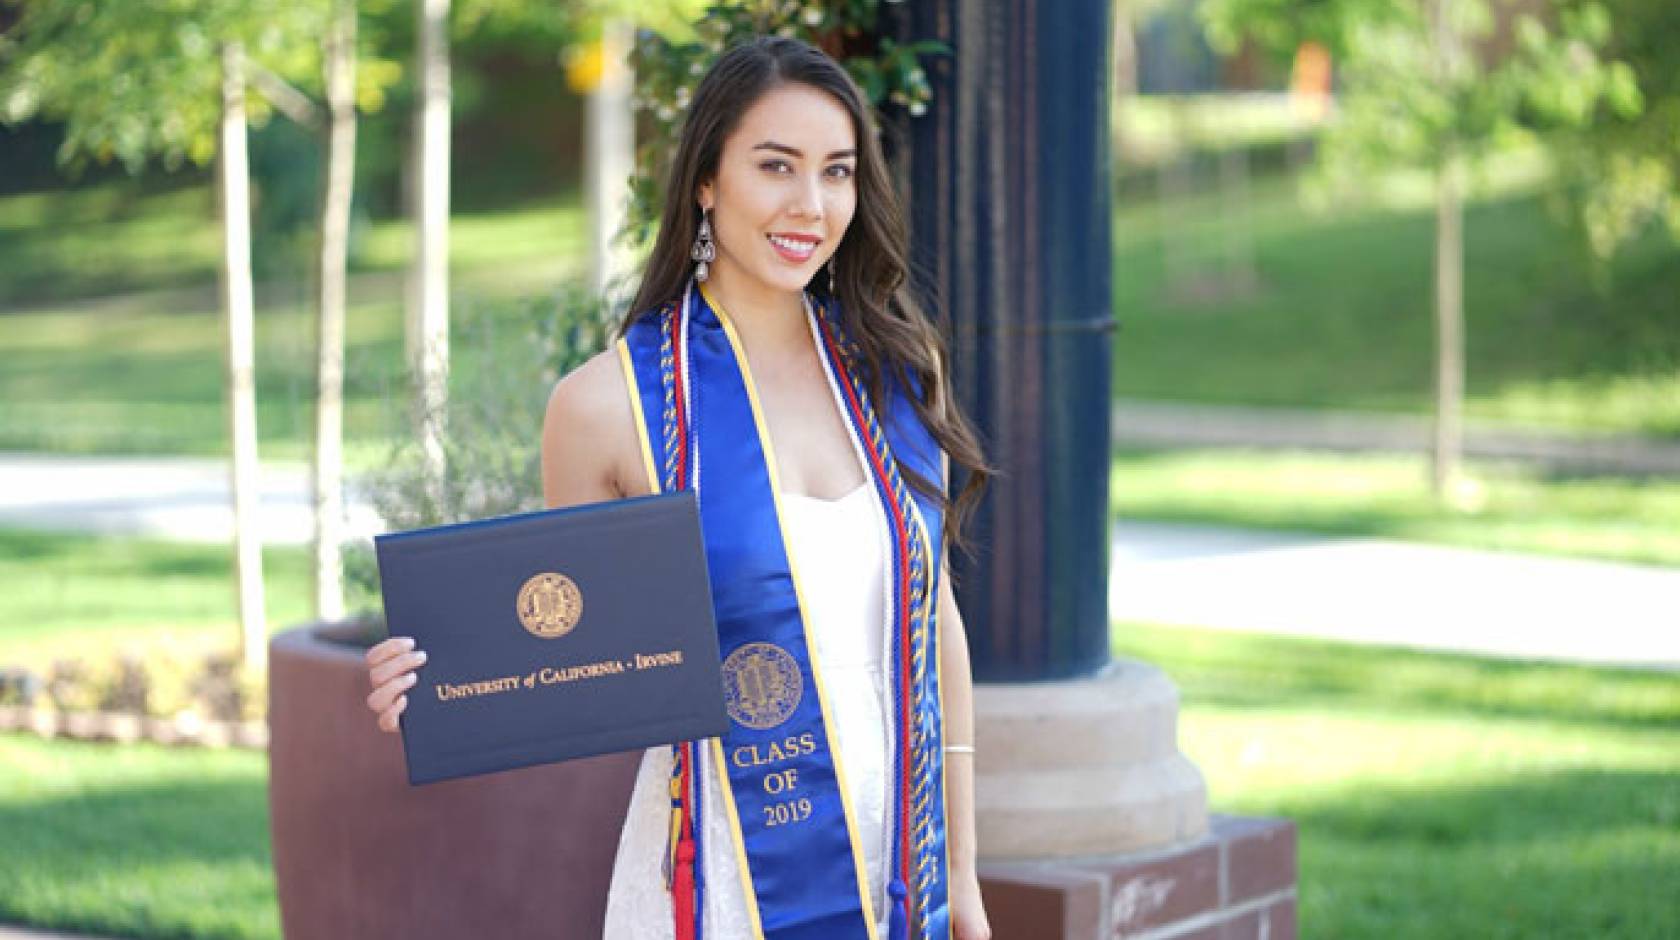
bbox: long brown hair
[621,35,991,562]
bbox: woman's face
[697,82,858,298]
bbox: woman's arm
[939,569,978,869]
[939,563,992,940]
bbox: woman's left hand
[950,866,992,940]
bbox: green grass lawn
[1112,170,1680,437]
[0,184,589,461]
[0,735,274,939]
[0,185,226,306]
[0,181,589,309]
[2,624,1674,939]
[1113,448,1680,568]
[0,529,316,669]
[0,292,408,461]
[1117,624,1680,940]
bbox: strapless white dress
[601,482,894,939]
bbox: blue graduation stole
[616,279,952,940]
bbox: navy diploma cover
[373,491,728,786]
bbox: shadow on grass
[0,775,271,867]
[0,773,276,940]
[1273,768,1680,939]
[1114,623,1680,731]
[0,529,68,562]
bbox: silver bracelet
[943,744,975,755]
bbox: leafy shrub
[341,283,614,634]
[22,646,262,722]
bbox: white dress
[601,481,894,939]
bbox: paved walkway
[1108,520,1680,670]
[3,452,1676,670]
[0,452,384,546]
[0,927,110,940]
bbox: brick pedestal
[977,815,1297,940]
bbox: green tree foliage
[1203,0,1636,180]
[1,0,400,270]
[1199,0,1649,256]
[0,0,324,171]
[1545,0,1680,257]
[0,0,408,178]
[450,0,697,48]
[1200,0,1409,58]
[1197,0,1649,499]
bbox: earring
[691,208,716,282]
[827,257,837,294]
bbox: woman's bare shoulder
[547,346,628,422]
[541,345,653,506]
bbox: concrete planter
[267,619,641,939]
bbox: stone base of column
[974,658,1209,857]
[968,658,1297,937]
[977,814,1298,940]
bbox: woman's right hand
[365,636,427,733]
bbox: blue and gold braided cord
[657,297,701,933]
[659,301,683,494]
[812,294,944,937]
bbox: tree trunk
[1112,0,1137,98]
[585,18,635,307]
[1431,0,1465,500]
[409,0,451,490]
[1220,145,1258,295]
[219,41,266,670]
[1111,0,1136,157]
[313,0,358,621]
[1432,152,1465,499]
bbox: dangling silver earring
[691,207,716,282]
[826,257,837,294]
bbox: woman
[365,35,992,940]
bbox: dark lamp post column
[896,0,1116,682]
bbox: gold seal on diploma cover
[721,642,803,730]
[516,572,583,638]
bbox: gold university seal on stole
[516,572,583,638]
[721,642,803,730]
